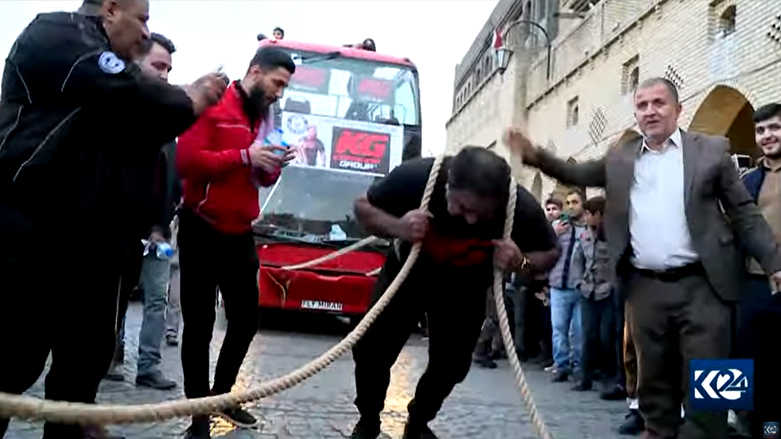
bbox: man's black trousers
[580,294,617,381]
[735,275,781,438]
[178,209,260,399]
[352,253,487,428]
[0,218,121,438]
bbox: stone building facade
[446,0,781,201]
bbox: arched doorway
[531,172,543,201]
[611,129,642,150]
[688,85,757,159]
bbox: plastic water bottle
[264,128,289,156]
[156,242,174,260]
[141,239,174,260]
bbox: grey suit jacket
[529,130,781,302]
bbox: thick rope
[0,155,555,439]
[0,155,444,426]
[280,236,381,271]
[493,181,554,439]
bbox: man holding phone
[546,190,588,384]
[176,47,296,439]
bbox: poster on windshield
[279,111,403,176]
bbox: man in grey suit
[505,77,781,439]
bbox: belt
[634,262,704,282]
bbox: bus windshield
[280,49,420,126]
[256,50,420,244]
[257,166,380,243]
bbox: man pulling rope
[349,146,560,439]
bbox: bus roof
[258,39,417,69]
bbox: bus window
[394,79,417,125]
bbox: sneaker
[544,365,557,373]
[472,356,498,369]
[349,420,381,439]
[166,334,179,346]
[618,409,644,435]
[214,407,257,428]
[551,370,569,383]
[136,370,177,390]
[402,422,439,439]
[184,417,211,439]
[600,384,628,401]
[572,379,592,391]
[103,364,124,382]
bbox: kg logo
[690,359,753,411]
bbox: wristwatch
[518,255,531,272]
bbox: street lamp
[496,19,552,80]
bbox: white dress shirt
[629,128,699,270]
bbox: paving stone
[5,303,627,439]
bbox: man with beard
[737,102,781,438]
[176,47,296,439]
[349,147,559,439]
[0,0,225,437]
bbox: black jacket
[0,12,195,251]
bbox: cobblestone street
[6,303,627,439]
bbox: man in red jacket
[176,47,296,439]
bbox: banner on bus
[280,111,403,176]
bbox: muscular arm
[511,186,561,274]
[717,139,781,273]
[524,247,560,274]
[353,158,431,237]
[354,194,403,238]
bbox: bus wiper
[297,51,341,65]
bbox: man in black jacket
[0,1,226,437]
[105,32,184,391]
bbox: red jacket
[177,82,280,235]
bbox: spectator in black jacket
[0,1,226,437]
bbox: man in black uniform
[350,147,560,439]
[0,1,226,437]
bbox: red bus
[253,38,422,324]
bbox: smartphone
[559,212,571,223]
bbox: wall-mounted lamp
[496,19,552,81]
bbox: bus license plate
[300,300,343,312]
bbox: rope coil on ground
[0,155,444,426]
[0,155,554,439]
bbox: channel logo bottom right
[765,422,779,438]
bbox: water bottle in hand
[156,242,174,260]
[264,128,289,156]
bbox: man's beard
[249,85,271,115]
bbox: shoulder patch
[98,51,125,75]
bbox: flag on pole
[492,27,504,49]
